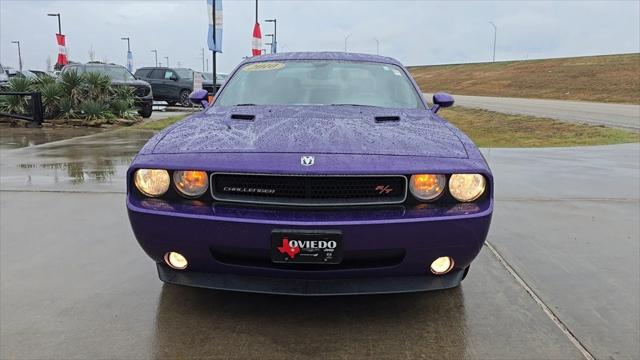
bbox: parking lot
[1,127,638,359]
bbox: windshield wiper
[234,103,256,106]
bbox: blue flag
[127,51,133,72]
[207,0,223,53]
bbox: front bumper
[158,263,465,295]
[134,96,153,109]
[128,195,492,295]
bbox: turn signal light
[409,174,446,201]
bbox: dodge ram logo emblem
[301,156,315,166]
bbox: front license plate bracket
[271,230,343,264]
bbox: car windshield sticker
[392,69,402,76]
[242,62,285,72]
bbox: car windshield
[215,60,424,109]
[83,65,135,81]
[175,68,193,79]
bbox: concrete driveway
[0,128,638,359]
[425,93,640,131]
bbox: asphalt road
[425,93,640,131]
[1,128,638,359]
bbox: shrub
[1,70,138,123]
[84,72,111,102]
[0,77,32,115]
[38,82,62,118]
[59,70,86,107]
[80,100,113,121]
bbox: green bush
[1,70,138,122]
[80,100,113,121]
[0,77,32,115]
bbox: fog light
[164,251,188,270]
[430,256,454,275]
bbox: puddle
[0,129,155,192]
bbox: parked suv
[134,67,219,107]
[62,63,154,118]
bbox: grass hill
[407,53,640,104]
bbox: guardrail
[0,91,44,126]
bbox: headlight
[134,169,170,197]
[409,174,446,201]
[449,174,486,202]
[173,170,209,197]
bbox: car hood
[151,106,468,158]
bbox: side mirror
[189,89,210,108]
[170,74,178,81]
[431,92,454,113]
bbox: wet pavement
[1,126,638,359]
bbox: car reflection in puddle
[0,128,156,192]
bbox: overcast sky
[1,0,639,73]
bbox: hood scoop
[230,114,256,121]
[375,116,400,123]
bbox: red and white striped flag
[56,34,68,65]
[251,22,262,56]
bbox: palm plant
[80,100,113,121]
[57,96,76,119]
[59,70,86,106]
[0,77,32,115]
[38,82,62,118]
[83,72,111,102]
[31,73,57,90]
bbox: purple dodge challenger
[127,52,493,295]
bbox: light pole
[120,37,130,52]
[489,21,497,62]
[47,13,61,34]
[344,33,352,52]
[151,49,158,67]
[265,19,277,53]
[266,34,274,53]
[47,13,63,69]
[374,38,379,55]
[11,41,22,71]
[164,56,169,67]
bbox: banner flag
[207,0,223,52]
[127,51,133,72]
[252,22,262,56]
[56,33,68,65]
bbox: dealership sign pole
[208,0,223,93]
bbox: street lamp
[265,19,277,53]
[374,38,379,55]
[489,21,497,62]
[344,33,352,52]
[151,49,158,67]
[121,37,130,52]
[47,13,62,34]
[164,56,169,67]
[265,34,274,53]
[11,41,22,71]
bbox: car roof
[241,52,403,67]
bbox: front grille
[131,85,150,97]
[211,173,407,206]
